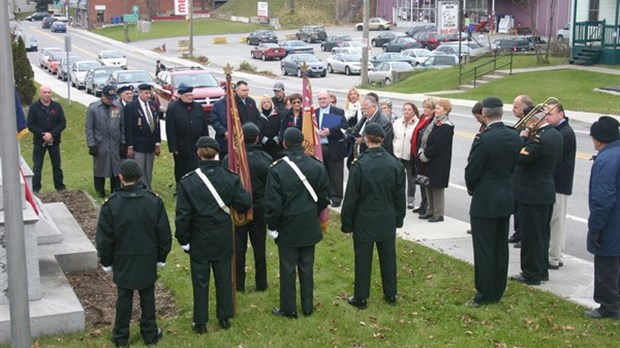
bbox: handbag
[414,174,430,187]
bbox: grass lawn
[216,0,338,29]
[12,96,620,347]
[92,18,265,42]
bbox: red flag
[225,73,253,226]
[19,167,39,215]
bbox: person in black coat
[210,96,229,158]
[352,95,394,155]
[257,95,283,159]
[165,84,210,183]
[315,90,348,207]
[279,93,304,139]
[234,80,260,125]
[417,98,454,223]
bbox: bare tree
[290,0,295,14]
[545,0,558,61]
[513,0,546,63]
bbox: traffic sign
[124,14,138,22]
[132,5,139,15]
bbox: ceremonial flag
[299,67,329,233]
[15,88,28,139]
[225,67,253,226]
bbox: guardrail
[458,51,514,87]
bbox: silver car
[38,47,63,69]
[57,55,84,81]
[326,53,372,75]
[401,48,432,66]
[84,66,122,96]
[70,61,103,89]
[280,54,327,78]
[368,61,414,85]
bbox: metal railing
[458,51,513,87]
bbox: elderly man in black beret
[123,83,161,188]
[465,97,521,306]
[175,136,251,333]
[117,85,134,107]
[96,159,172,346]
[342,123,406,310]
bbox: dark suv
[493,38,533,52]
[296,26,327,43]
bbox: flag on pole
[299,63,329,233]
[224,64,253,226]
[15,88,28,139]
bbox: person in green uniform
[265,127,330,318]
[465,97,521,306]
[223,122,273,292]
[95,159,172,347]
[175,136,251,334]
[341,123,406,309]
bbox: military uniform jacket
[85,100,125,177]
[124,98,162,153]
[165,99,209,158]
[175,160,251,260]
[512,124,563,205]
[223,144,273,210]
[95,184,172,290]
[341,147,406,242]
[465,122,521,218]
[27,99,66,146]
[264,146,329,248]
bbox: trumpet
[513,97,560,132]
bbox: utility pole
[189,0,194,57]
[123,0,129,43]
[361,0,370,87]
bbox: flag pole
[223,64,237,315]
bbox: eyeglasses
[291,100,301,104]
[180,94,193,98]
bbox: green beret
[120,159,143,178]
[364,123,384,137]
[242,122,260,142]
[196,136,220,152]
[481,97,503,108]
[284,127,304,145]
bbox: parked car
[251,43,287,61]
[355,17,393,31]
[70,60,103,89]
[280,54,327,78]
[41,16,55,29]
[246,30,278,45]
[153,67,225,120]
[97,50,127,70]
[492,38,532,52]
[51,21,66,33]
[557,23,570,41]
[57,55,83,81]
[331,41,367,54]
[106,70,154,97]
[418,54,459,69]
[412,31,450,50]
[84,66,122,96]
[16,34,38,52]
[26,12,52,21]
[368,61,414,85]
[321,35,352,52]
[52,14,69,22]
[401,48,432,66]
[47,51,67,74]
[326,53,372,75]
[39,47,63,69]
[279,40,314,55]
[433,42,489,58]
[369,52,415,67]
[296,25,327,43]
[371,31,407,47]
[405,25,436,37]
[382,37,422,52]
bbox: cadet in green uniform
[265,128,329,318]
[175,136,251,334]
[341,123,406,309]
[223,123,273,292]
[510,112,563,285]
[95,159,172,347]
[465,97,521,306]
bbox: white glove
[157,262,165,269]
[181,244,190,252]
[273,136,280,144]
[102,265,113,273]
[261,136,269,145]
[268,230,279,239]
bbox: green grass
[13,94,620,347]
[92,18,265,42]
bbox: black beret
[177,83,193,95]
[590,116,620,143]
[196,136,220,152]
[364,123,385,137]
[117,85,133,94]
[284,127,304,145]
[242,122,260,141]
[102,85,117,100]
[481,97,503,108]
[138,83,152,91]
[119,159,143,178]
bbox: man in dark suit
[315,90,348,207]
[354,95,394,154]
[510,111,563,285]
[210,97,229,158]
[234,80,260,125]
[465,97,521,306]
[124,84,161,188]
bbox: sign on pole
[437,1,459,35]
[257,2,269,22]
[123,14,138,22]
[132,5,139,15]
[174,0,189,16]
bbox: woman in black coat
[416,98,454,223]
[278,93,303,140]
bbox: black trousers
[190,258,233,325]
[94,176,120,197]
[235,210,267,291]
[321,144,344,205]
[518,203,553,282]
[353,239,397,299]
[278,245,315,314]
[32,143,65,192]
[112,284,158,345]
[512,202,521,238]
[594,255,620,316]
[471,216,510,304]
[173,153,197,183]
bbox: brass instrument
[513,97,560,132]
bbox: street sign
[124,14,138,23]
[64,36,71,52]
[132,5,139,15]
